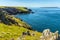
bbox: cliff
[0,7,42,40]
[0,7,32,15]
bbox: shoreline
[0,6,59,40]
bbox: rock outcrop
[40,29,59,40]
[0,7,32,15]
[0,9,32,30]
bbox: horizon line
[0,6,60,8]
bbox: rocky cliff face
[0,8,32,30]
[40,29,59,40]
[0,7,32,15]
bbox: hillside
[0,23,42,40]
[0,7,42,40]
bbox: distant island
[40,7,59,8]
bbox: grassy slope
[0,6,42,40]
[0,6,30,13]
[16,7,29,12]
[0,23,42,40]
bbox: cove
[15,7,60,33]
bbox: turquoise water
[15,8,60,33]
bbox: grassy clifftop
[0,7,42,40]
[0,6,32,15]
[0,23,42,40]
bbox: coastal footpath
[0,6,59,40]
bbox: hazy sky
[0,0,60,7]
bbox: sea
[15,7,60,33]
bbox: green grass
[0,14,42,40]
[0,6,42,40]
[16,7,29,12]
[0,23,42,40]
[0,6,29,12]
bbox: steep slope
[0,23,42,40]
[0,7,42,40]
[0,8,32,29]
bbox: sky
[0,0,60,7]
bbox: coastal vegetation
[0,23,42,40]
[0,6,42,40]
[0,6,32,15]
[0,6,59,40]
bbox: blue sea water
[15,7,60,33]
